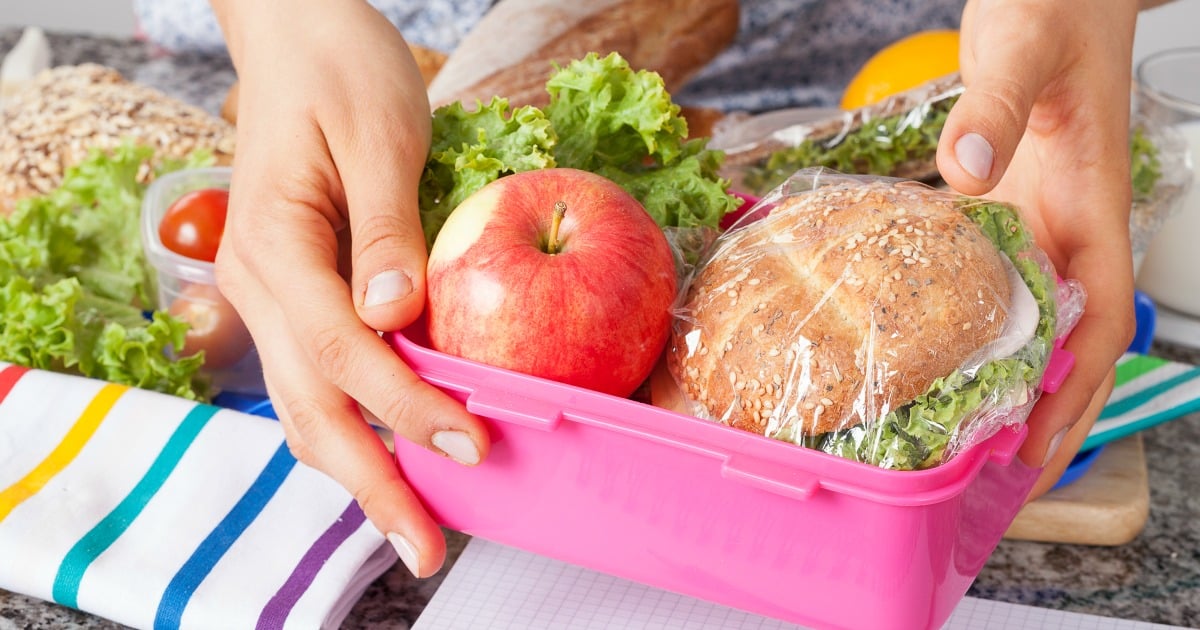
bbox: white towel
[1083,351,1200,450]
[0,362,395,630]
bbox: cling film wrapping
[711,73,1193,272]
[713,75,964,197]
[662,169,1085,470]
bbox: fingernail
[364,270,413,307]
[432,430,481,466]
[1041,427,1070,468]
[387,532,421,578]
[955,132,994,181]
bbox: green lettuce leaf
[0,144,210,400]
[419,98,557,248]
[544,52,689,170]
[418,52,739,247]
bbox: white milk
[1137,119,1200,316]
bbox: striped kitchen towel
[1083,352,1200,451]
[0,363,395,630]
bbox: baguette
[426,0,739,109]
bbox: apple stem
[547,201,567,255]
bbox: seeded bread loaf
[669,180,1012,437]
[1,63,236,213]
[426,0,739,110]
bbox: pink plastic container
[385,321,1057,630]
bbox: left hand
[935,0,1139,499]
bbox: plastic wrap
[713,74,964,196]
[664,169,1084,470]
[713,73,1194,275]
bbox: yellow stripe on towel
[0,383,128,522]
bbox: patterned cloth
[132,0,964,111]
[0,363,392,629]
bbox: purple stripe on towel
[255,500,367,630]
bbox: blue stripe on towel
[153,442,297,630]
[52,404,221,608]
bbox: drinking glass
[1134,47,1200,319]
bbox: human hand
[210,0,489,575]
[935,0,1139,499]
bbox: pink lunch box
[383,318,1072,630]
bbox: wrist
[209,0,365,68]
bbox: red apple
[425,168,678,398]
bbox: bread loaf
[669,180,1012,437]
[1,64,236,213]
[426,0,739,110]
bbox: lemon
[840,29,960,110]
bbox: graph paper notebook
[414,537,1187,630]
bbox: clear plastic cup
[140,167,265,396]
[1134,48,1200,319]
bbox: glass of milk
[1134,47,1200,319]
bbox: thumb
[347,187,431,333]
[936,8,1063,195]
[335,112,433,333]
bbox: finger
[1018,275,1133,471]
[327,60,433,333]
[936,6,1066,194]
[1022,366,1113,501]
[225,180,490,467]
[1005,173,1133,472]
[229,260,447,578]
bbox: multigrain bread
[426,0,739,110]
[669,180,1012,436]
[1,63,236,213]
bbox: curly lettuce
[419,98,557,247]
[418,52,739,248]
[0,143,209,400]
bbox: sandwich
[667,170,1060,470]
[717,75,963,196]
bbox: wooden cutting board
[1004,434,1150,545]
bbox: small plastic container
[140,167,265,396]
[384,322,1070,630]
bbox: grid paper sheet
[414,538,1189,630]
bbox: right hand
[935,0,1138,497]
[210,0,489,577]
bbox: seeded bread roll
[669,180,1012,437]
[1,63,236,213]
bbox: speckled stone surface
[2,26,1199,630]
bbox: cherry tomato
[169,282,253,370]
[159,188,229,262]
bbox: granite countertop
[2,28,1199,630]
